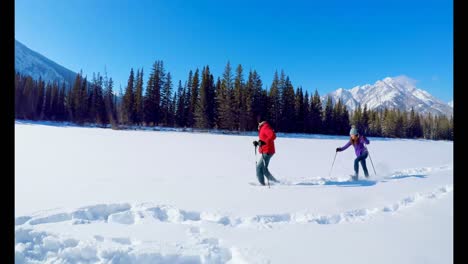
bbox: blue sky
[15,0,453,102]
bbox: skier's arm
[261,128,276,143]
[338,141,351,151]
[361,135,369,145]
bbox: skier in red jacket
[253,121,279,185]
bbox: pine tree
[69,73,84,123]
[104,76,117,126]
[134,69,144,125]
[207,70,216,128]
[395,109,405,138]
[21,76,32,119]
[144,72,155,125]
[123,68,135,124]
[331,99,340,135]
[188,69,199,127]
[49,82,60,121]
[407,108,415,138]
[352,104,362,131]
[251,70,265,125]
[361,104,369,135]
[342,104,350,134]
[233,64,245,130]
[425,113,435,139]
[35,77,45,120]
[144,61,164,126]
[175,80,185,127]
[268,71,281,130]
[216,62,234,130]
[303,90,310,133]
[260,89,269,123]
[79,76,89,123]
[323,96,334,134]
[244,70,256,131]
[195,66,213,128]
[93,73,107,125]
[280,76,296,133]
[437,115,451,140]
[367,110,379,136]
[185,71,194,127]
[42,82,52,120]
[169,92,176,127]
[310,90,322,134]
[15,73,22,117]
[213,77,221,129]
[20,74,30,119]
[161,72,173,125]
[58,82,67,121]
[117,85,124,124]
[277,70,287,131]
[333,99,348,135]
[382,109,397,137]
[88,73,98,123]
[406,107,422,138]
[294,87,305,133]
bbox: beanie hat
[349,126,358,136]
[258,121,266,130]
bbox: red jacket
[258,122,276,154]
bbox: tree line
[15,61,453,140]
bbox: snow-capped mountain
[15,39,77,87]
[324,76,453,116]
[448,100,453,108]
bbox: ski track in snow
[15,166,452,263]
[272,164,452,187]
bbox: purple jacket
[338,136,370,156]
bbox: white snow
[15,121,453,263]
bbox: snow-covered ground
[15,121,453,263]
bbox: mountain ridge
[15,39,77,87]
[323,75,452,116]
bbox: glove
[253,140,259,147]
[258,140,266,146]
[336,147,341,152]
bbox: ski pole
[328,151,338,178]
[255,145,257,167]
[368,151,377,176]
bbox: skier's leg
[256,154,266,185]
[262,154,278,182]
[360,152,369,177]
[354,157,360,179]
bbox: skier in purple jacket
[336,126,370,180]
